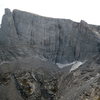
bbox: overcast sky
[0,0,100,25]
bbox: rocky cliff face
[0,8,100,63]
[0,8,100,100]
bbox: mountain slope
[56,55,100,100]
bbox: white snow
[70,61,83,72]
[56,61,76,68]
[56,61,85,72]
[0,61,9,65]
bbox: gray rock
[1,8,100,63]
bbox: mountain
[0,8,100,100]
[1,8,100,63]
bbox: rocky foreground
[0,8,100,100]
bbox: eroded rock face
[0,8,100,63]
[12,10,100,63]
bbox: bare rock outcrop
[0,8,100,63]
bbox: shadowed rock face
[0,8,100,63]
[0,8,100,100]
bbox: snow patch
[0,61,10,65]
[70,61,83,72]
[56,61,84,70]
[56,62,76,68]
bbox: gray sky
[0,0,100,25]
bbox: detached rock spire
[5,8,11,15]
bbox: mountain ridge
[0,8,100,63]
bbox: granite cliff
[0,8,100,63]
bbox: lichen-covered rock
[0,69,58,100]
[0,56,59,100]
[13,72,41,100]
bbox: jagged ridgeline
[0,8,100,63]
